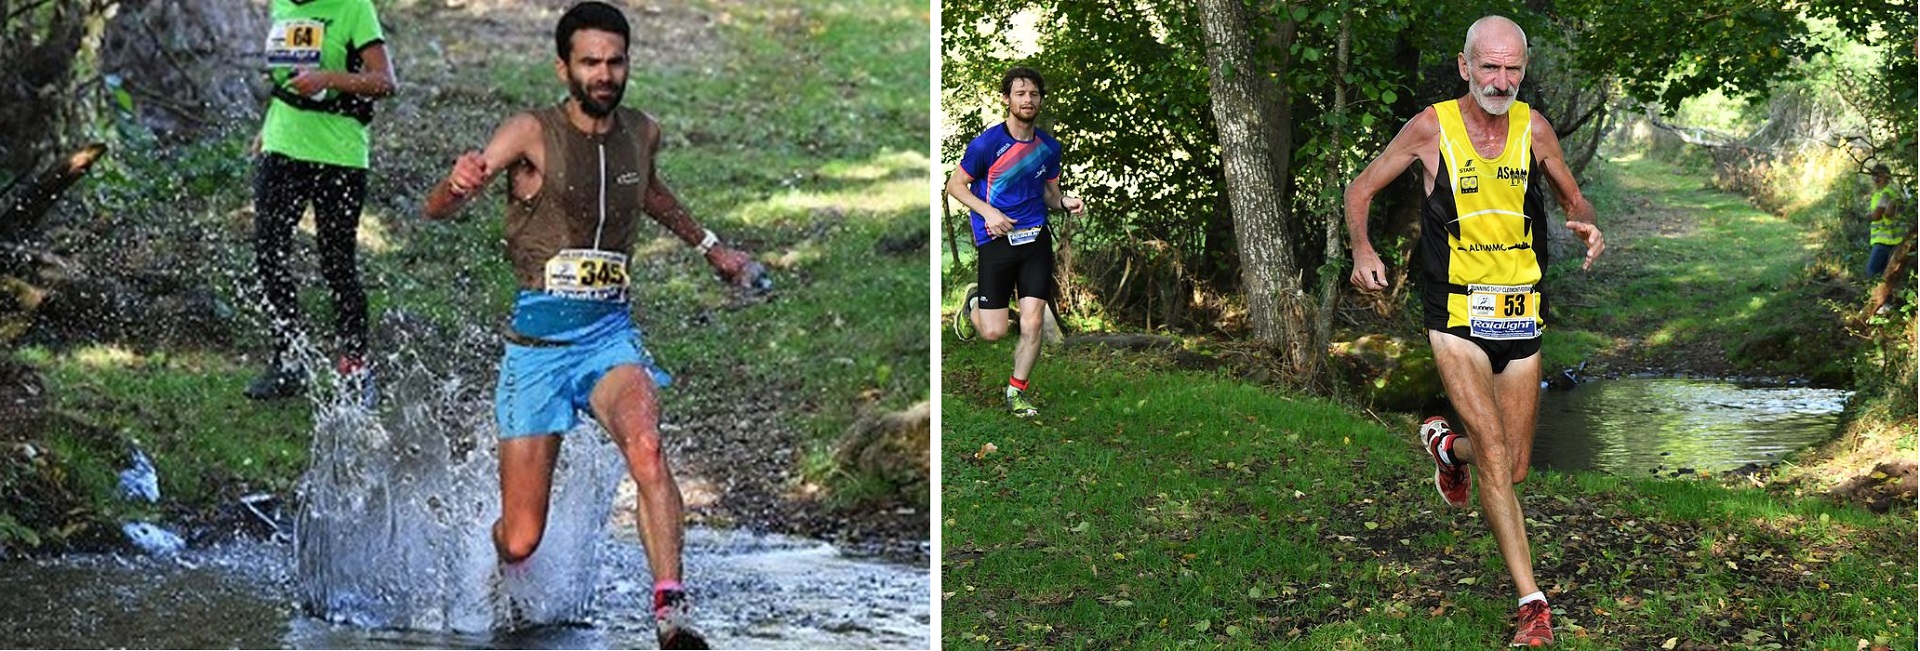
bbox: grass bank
[1539,152,1858,382]
[1,0,928,555]
[941,341,1916,649]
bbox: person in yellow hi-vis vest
[1864,163,1909,278]
[1343,15,1605,648]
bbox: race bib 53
[1466,283,1540,340]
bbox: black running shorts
[1436,326,1542,375]
[974,227,1054,310]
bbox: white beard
[1474,87,1515,116]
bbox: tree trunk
[1313,7,1351,395]
[1196,0,1312,374]
[942,191,962,272]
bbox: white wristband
[696,229,719,255]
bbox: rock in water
[122,521,183,555]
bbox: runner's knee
[619,429,669,480]
[494,519,544,564]
[979,320,1009,341]
[1019,307,1045,334]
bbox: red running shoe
[1509,599,1554,647]
[1420,416,1472,508]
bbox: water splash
[293,319,624,633]
[117,447,159,503]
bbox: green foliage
[943,0,1221,259]
[1560,0,1818,110]
[1808,0,1919,171]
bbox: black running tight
[252,152,368,361]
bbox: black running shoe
[244,363,304,400]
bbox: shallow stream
[1530,377,1852,475]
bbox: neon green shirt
[259,0,384,169]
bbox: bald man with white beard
[1343,15,1605,647]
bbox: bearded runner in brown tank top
[420,3,762,647]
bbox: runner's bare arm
[1531,112,1605,270]
[946,165,1013,237]
[641,134,751,282]
[640,176,708,246]
[1345,108,1438,290]
[423,113,538,220]
[1044,178,1086,216]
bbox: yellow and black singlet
[1419,99,1550,340]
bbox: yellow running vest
[1869,183,1907,246]
[1419,100,1549,339]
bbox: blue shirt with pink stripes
[958,123,1062,246]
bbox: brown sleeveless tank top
[503,104,660,290]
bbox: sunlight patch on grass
[736,176,926,226]
[70,345,141,370]
[816,149,927,181]
[354,212,397,254]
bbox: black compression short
[973,227,1053,309]
[1436,326,1541,375]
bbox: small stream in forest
[1530,377,1852,476]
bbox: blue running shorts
[495,292,672,439]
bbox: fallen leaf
[1191,619,1210,632]
[1069,521,1090,533]
[1113,599,1134,608]
[1663,637,1679,649]
[976,442,998,459]
[1364,521,1380,530]
[1457,577,1477,585]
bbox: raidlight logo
[616,171,642,185]
[1470,316,1540,340]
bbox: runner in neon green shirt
[247,0,395,401]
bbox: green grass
[941,341,1917,649]
[1549,153,1855,379]
[7,344,310,544]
